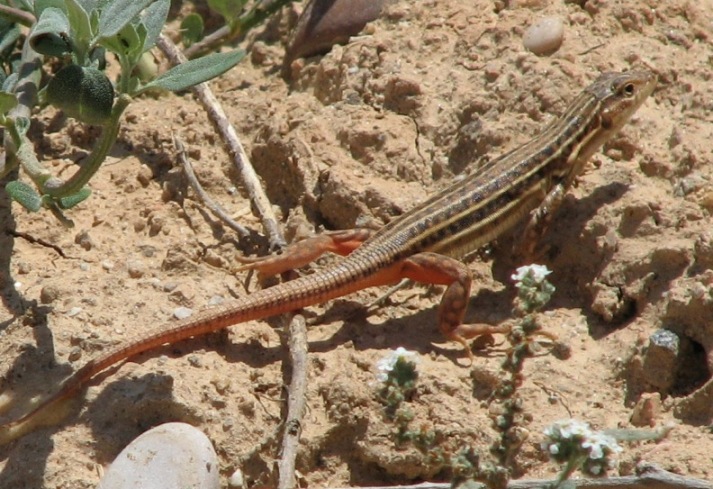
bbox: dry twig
[330,466,712,489]
[173,135,250,237]
[277,314,309,489]
[156,34,286,250]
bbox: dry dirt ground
[1,0,713,488]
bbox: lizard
[0,69,656,443]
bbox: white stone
[97,422,219,489]
[523,16,564,56]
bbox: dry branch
[277,314,309,489]
[173,135,250,237]
[156,34,286,249]
[330,466,712,489]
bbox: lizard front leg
[236,228,374,276]
[519,181,568,262]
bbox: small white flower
[375,347,418,381]
[582,432,621,459]
[511,264,552,285]
[548,419,591,440]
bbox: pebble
[523,16,564,56]
[74,229,94,250]
[228,468,244,488]
[97,422,219,489]
[173,307,193,320]
[127,260,146,278]
[67,307,83,317]
[40,285,60,304]
[642,329,680,392]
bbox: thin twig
[156,34,286,250]
[0,5,35,27]
[183,25,232,59]
[277,313,309,489]
[173,134,250,237]
[182,0,295,59]
[330,466,713,489]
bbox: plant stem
[42,94,130,198]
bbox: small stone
[173,307,193,320]
[630,392,662,427]
[127,260,145,279]
[68,346,82,362]
[97,422,219,489]
[40,285,61,304]
[16,261,31,274]
[642,329,680,392]
[133,218,146,232]
[148,213,165,236]
[75,229,94,251]
[102,261,114,271]
[163,282,178,293]
[228,468,244,488]
[67,307,83,317]
[523,16,564,56]
[136,164,154,187]
[187,354,203,368]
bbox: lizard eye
[622,83,635,96]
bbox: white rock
[173,306,193,320]
[97,422,219,489]
[523,16,564,56]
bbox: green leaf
[58,187,92,209]
[47,65,114,125]
[180,13,204,48]
[96,0,153,40]
[77,0,100,12]
[6,181,42,212]
[139,50,244,93]
[0,91,18,115]
[116,22,141,58]
[0,22,21,55]
[140,0,169,53]
[64,0,92,48]
[15,116,31,136]
[207,0,248,24]
[34,0,67,18]
[29,7,73,56]
[2,73,18,92]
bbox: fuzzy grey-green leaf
[0,91,18,115]
[30,7,72,56]
[47,65,114,124]
[58,187,92,209]
[6,181,42,212]
[96,0,153,40]
[139,50,244,93]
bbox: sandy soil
[1,0,712,487]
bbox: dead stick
[329,466,712,489]
[173,134,250,237]
[156,34,286,250]
[277,314,309,489]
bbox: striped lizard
[0,70,656,442]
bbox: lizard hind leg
[400,253,510,363]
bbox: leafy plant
[0,0,245,225]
